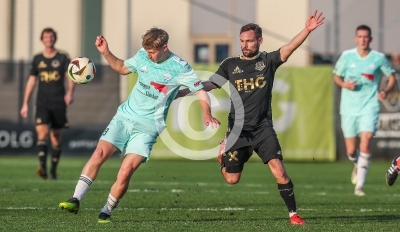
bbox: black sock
[50,145,61,174]
[37,141,47,172]
[277,180,296,213]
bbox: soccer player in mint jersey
[59,28,220,223]
[333,25,396,196]
[20,28,75,180]
[177,10,325,225]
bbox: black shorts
[222,126,282,172]
[35,105,69,129]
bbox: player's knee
[91,147,109,162]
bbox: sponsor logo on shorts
[227,151,238,161]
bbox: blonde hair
[142,27,169,50]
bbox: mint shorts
[100,116,158,162]
[340,114,379,138]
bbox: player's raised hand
[204,113,221,129]
[306,10,325,32]
[95,35,109,54]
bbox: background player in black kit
[20,28,75,180]
[178,10,324,225]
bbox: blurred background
[1,0,400,161]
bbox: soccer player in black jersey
[178,10,324,225]
[20,28,75,180]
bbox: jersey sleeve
[176,63,203,92]
[209,59,229,88]
[333,53,346,76]
[29,56,39,76]
[124,52,139,74]
[269,49,284,69]
[380,56,396,76]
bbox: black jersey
[210,50,283,130]
[30,50,70,108]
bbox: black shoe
[59,197,80,214]
[36,167,48,180]
[98,212,111,223]
[386,156,400,186]
[50,171,57,180]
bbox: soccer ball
[68,57,96,84]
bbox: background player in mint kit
[20,28,75,180]
[59,28,220,223]
[178,10,325,225]
[333,25,396,196]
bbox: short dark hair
[356,25,371,37]
[40,27,57,42]
[240,23,262,39]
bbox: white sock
[73,174,93,201]
[355,152,370,190]
[101,194,120,215]
[289,211,297,217]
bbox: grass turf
[0,156,399,231]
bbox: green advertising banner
[127,65,335,161]
[272,66,335,161]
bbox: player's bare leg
[59,140,118,214]
[354,132,373,196]
[344,137,359,185]
[98,153,144,223]
[49,128,62,180]
[35,124,49,180]
[268,159,305,225]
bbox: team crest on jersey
[369,64,375,70]
[51,60,60,68]
[232,66,243,74]
[255,61,265,71]
[163,72,172,81]
[38,61,47,68]
[139,66,148,73]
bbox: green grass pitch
[0,156,399,231]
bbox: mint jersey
[117,48,203,132]
[333,48,395,115]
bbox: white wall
[0,0,10,60]
[256,0,310,66]
[13,0,81,61]
[130,0,192,63]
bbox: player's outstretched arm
[95,35,131,75]
[280,10,324,62]
[195,89,220,128]
[175,81,218,99]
